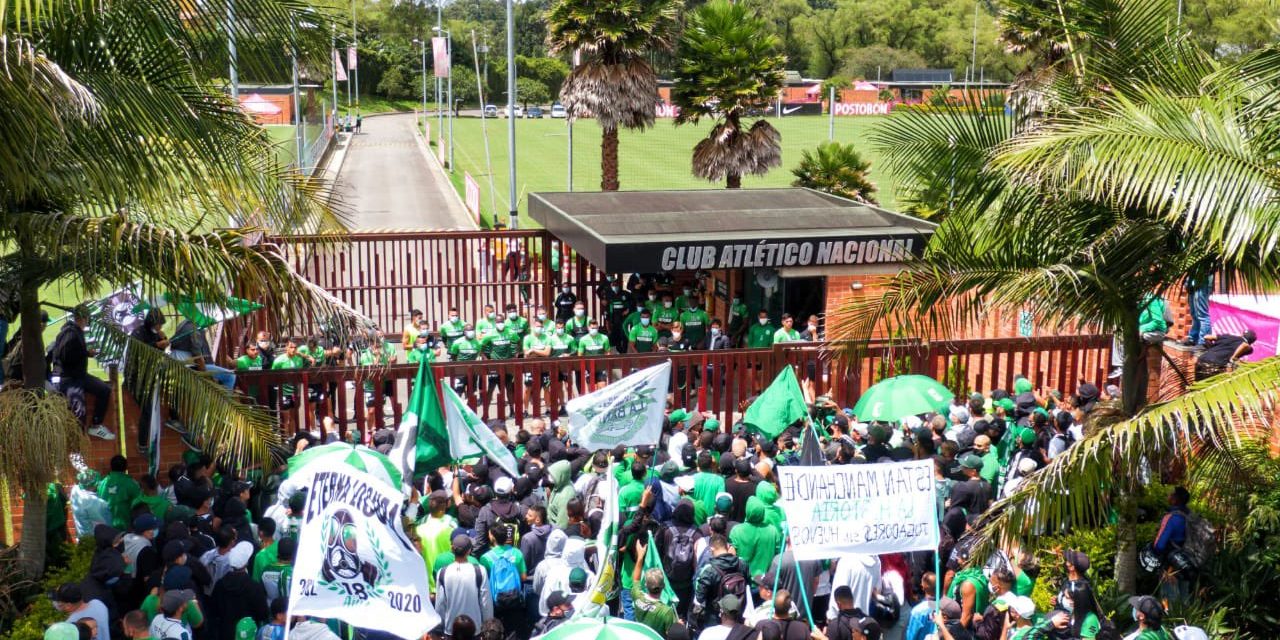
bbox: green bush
[0,541,94,640]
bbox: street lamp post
[436,4,443,155]
[505,0,517,228]
[434,26,454,172]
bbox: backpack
[1094,618,1121,640]
[1173,512,1216,569]
[492,505,523,548]
[870,590,900,628]
[709,561,748,608]
[488,548,524,610]
[663,525,699,584]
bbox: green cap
[1018,428,1037,446]
[235,617,259,640]
[959,453,985,469]
[714,492,734,513]
[704,418,721,431]
[996,398,1016,413]
[668,409,689,424]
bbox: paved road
[334,112,475,230]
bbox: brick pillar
[1154,342,1198,403]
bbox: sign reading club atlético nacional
[644,236,923,273]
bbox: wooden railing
[233,335,1112,439]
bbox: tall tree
[672,0,786,189]
[791,142,879,204]
[0,0,366,578]
[834,0,1280,594]
[545,0,682,191]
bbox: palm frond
[690,119,782,183]
[0,389,85,493]
[558,59,659,131]
[976,357,1280,554]
[97,323,281,469]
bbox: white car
[550,103,567,118]
[500,106,524,118]
[483,104,498,118]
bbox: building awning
[529,188,936,274]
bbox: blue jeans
[1188,281,1212,345]
[620,585,635,620]
[171,350,236,389]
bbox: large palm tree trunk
[601,126,620,191]
[1113,322,1147,594]
[726,173,741,189]
[16,275,49,579]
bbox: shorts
[486,371,514,387]
[523,371,552,387]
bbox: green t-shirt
[251,540,279,582]
[439,319,467,346]
[946,566,989,616]
[235,354,264,371]
[481,328,520,360]
[629,324,659,352]
[674,295,694,312]
[133,493,170,521]
[577,332,611,355]
[522,332,551,356]
[622,310,643,335]
[357,345,394,392]
[566,316,591,340]
[1078,612,1101,639]
[679,309,709,345]
[728,302,749,330]
[449,337,483,361]
[476,316,499,339]
[271,353,306,396]
[406,345,436,364]
[97,472,141,530]
[747,322,775,348]
[1135,630,1171,640]
[632,583,677,636]
[141,593,204,628]
[507,316,530,338]
[548,331,576,357]
[1013,570,1035,596]
[772,327,802,343]
[980,450,1001,488]
[652,305,680,332]
[479,545,527,576]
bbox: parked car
[550,103,567,118]
[483,104,498,118]
[501,105,523,118]
[526,106,544,119]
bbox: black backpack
[710,561,748,607]
[663,525,700,584]
[871,590,900,628]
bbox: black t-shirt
[758,618,810,640]
[1199,335,1247,366]
[724,477,757,523]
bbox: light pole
[505,0,517,228]
[352,0,359,113]
[413,37,428,127]
[433,26,454,172]
[436,3,443,155]
[227,0,238,102]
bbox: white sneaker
[88,425,117,440]
[164,419,187,435]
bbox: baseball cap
[227,540,254,570]
[714,492,734,514]
[451,535,473,555]
[959,453,985,469]
[132,513,160,532]
[851,617,882,640]
[162,565,193,590]
[1063,549,1090,572]
[717,594,742,614]
[1017,427,1037,446]
[1009,595,1035,619]
[704,418,721,431]
[494,476,514,496]
[668,409,689,424]
[660,460,681,481]
[235,616,258,640]
[546,591,569,610]
[938,597,962,620]
[43,623,79,640]
[162,589,194,614]
[1128,595,1164,623]
[569,567,589,590]
[51,584,82,605]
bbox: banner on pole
[464,172,480,221]
[777,460,938,560]
[442,385,518,477]
[333,49,348,82]
[432,37,449,78]
[566,361,670,451]
[347,46,358,70]
[289,466,439,638]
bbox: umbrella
[537,618,664,640]
[278,442,403,500]
[852,374,954,423]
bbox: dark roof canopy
[889,68,954,83]
[529,188,936,274]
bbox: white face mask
[465,330,476,339]
[711,328,721,336]
[555,327,565,335]
[758,318,768,325]
[506,312,517,320]
[533,327,543,335]
[537,313,547,321]
[640,318,651,326]
[562,287,571,294]
[257,341,271,349]
[809,324,818,331]
[574,309,585,317]
[663,302,673,309]
[449,315,459,323]
[417,343,430,350]
[682,289,691,296]
[495,322,506,331]
[648,294,657,301]
[732,298,740,304]
[672,332,682,340]
[487,311,496,319]
[588,328,598,336]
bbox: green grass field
[435,114,898,229]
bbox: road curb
[411,112,478,230]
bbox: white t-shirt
[149,614,193,640]
[696,624,735,640]
[67,600,111,640]
[826,553,881,620]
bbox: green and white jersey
[439,319,467,346]
[481,328,520,360]
[548,331,577,357]
[629,324,659,353]
[577,332,611,355]
[680,308,710,345]
[449,337,483,361]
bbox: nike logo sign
[782,106,803,114]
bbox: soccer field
[434,115,898,229]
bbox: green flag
[157,292,263,329]
[743,367,808,439]
[644,531,679,607]
[442,385,519,477]
[389,359,451,483]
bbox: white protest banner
[566,361,670,451]
[777,460,937,560]
[464,172,481,220]
[432,37,449,78]
[290,466,439,639]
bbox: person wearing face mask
[554,285,578,323]
[629,310,659,353]
[658,320,691,352]
[747,312,776,349]
[407,332,438,364]
[603,276,633,354]
[481,317,520,410]
[726,293,749,346]
[439,307,467,348]
[448,323,484,394]
[523,320,553,413]
[644,289,662,316]
[1123,596,1168,640]
[548,319,578,399]
[800,315,822,341]
[567,304,591,341]
[675,286,695,313]
[505,303,530,338]
[577,320,612,388]
[773,313,803,344]
[402,309,424,349]
[654,293,680,337]
[477,303,499,339]
[680,295,710,348]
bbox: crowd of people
[48,369,1205,640]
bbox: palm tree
[671,0,786,189]
[545,0,682,191]
[791,142,878,204]
[832,0,1280,593]
[1,0,366,578]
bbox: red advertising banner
[833,102,894,116]
[433,37,450,78]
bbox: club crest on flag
[318,509,392,606]
[575,382,658,445]
[567,361,670,451]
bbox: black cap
[546,591,569,609]
[1063,549,1090,572]
[52,583,82,604]
[162,540,188,563]
[1128,595,1164,623]
[852,617,882,640]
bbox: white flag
[289,465,439,639]
[442,385,519,478]
[347,46,358,70]
[333,49,348,82]
[566,361,670,451]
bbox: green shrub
[0,541,94,640]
